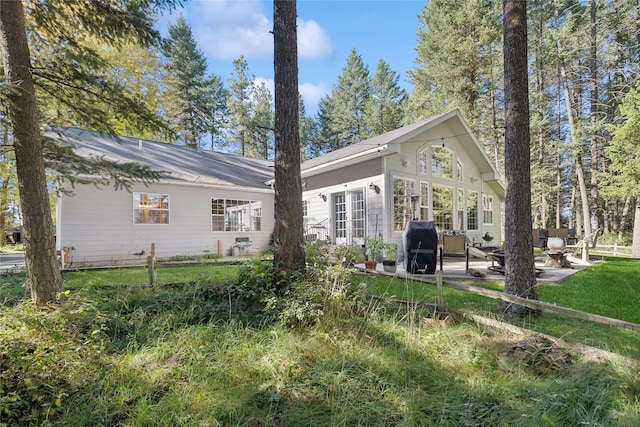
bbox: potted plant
[381,242,398,273]
[364,236,384,271]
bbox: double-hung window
[134,193,169,224]
[212,199,262,232]
[482,195,494,225]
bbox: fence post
[148,243,157,286]
[436,270,445,312]
[614,243,618,256]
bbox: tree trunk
[588,0,601,233]
[555,0,592,237]
[502,0,538,317]
[273,0,305,287]
[0,1,63,305]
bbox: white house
[300,109,504,258]
[49,109,503,266]
[48,127,275,266]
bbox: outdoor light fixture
[318,193,327,202]
[369,183,380,194]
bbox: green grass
[1,259,639,426]
[366,257,640,360]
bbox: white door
[333,189,365,245]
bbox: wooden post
[148,243,157,286]
[435,270,445,312]
[217,240,221,256]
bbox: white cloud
[299,82,328,113]
[297,19,333,60]
[176,1,333,61]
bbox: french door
[333,189,365,245]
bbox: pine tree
[162,16,209,148]
[0,0,178,305]
[409,0,503,159]
[273,0,305,286]
[204,74,228,152]
[319,48,371,148]
[502,0,538,318]
[366,59,407,136]
[249,81,274,160]
[227,56,255,156]
[604,83,640,257]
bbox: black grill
[402,221,439,274]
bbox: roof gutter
[302,144,392,177]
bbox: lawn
[366,257,640,360]
[1,258,639,426]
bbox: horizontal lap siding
[57,182,274,266]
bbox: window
[419,182,429,221]
[212,199,262,232]
[351,190,365,239]
[467,191,479,230]
[432,146,453,179]
[432,185,453,230]
[457,159,463,182]
[419,148,428,174]
[483,195,493,225]
[334,194,346,239]
[393,178,414,231]
[302,199,309,218]
[134,193,169,224]
[457,189,465,230]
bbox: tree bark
[0,1,63,305]
[502,0,538,317]
[273,0,305,287]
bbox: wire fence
[60,242,256,269]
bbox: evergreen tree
[249,81,274,160]
[299,96,319,160]
[603,83,640,257]
[318,48,371,148]
[204,74,228,151]
[366,59,407,136]
[0,0,178,305]
[226,56,255,156]
[502,0,538,318]
[162,16,209,148]
[409,0,503,161]
[273,0,305,286]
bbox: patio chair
[565,229,601,264]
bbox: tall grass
[1,255,639,425]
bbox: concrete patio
[359,252,599,283]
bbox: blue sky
[156,0,424,114]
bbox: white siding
[57,182,274,266]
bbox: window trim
[211,198,262,232]
[482,195,494,225]
[133,192,170,225]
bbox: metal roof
[45,127,274,189]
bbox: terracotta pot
[364,261,377,271]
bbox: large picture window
[431,146,453,179]
[432,185,453,230]
[393,177,414,231]
[134,193,169,224]
[212,199,262,232]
